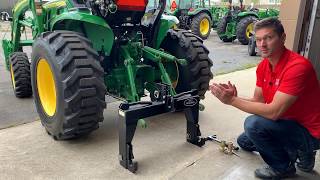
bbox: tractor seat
[105,0,148,26]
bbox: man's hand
[218,81,238,97]
[210,81,236,105]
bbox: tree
[251,0,260,5]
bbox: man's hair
[254,17,284,37]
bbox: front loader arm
[3,0,46,66]
[11,0,46,51]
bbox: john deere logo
[184,98,198,107]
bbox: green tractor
[208,5,229,29]
[217,0,279,45]
[168,0,213,39]
[1,0,213,172]
[248,35,257,56]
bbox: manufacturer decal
[184,98,198,107]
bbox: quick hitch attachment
[118,83,206,173]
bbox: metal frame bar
[118,85,206,173]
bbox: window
[269,0,281,4]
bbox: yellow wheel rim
[164,61,179,89]
[10,63,16,89]
[200,18,210,36]
[37,58,57,117]
[246,23,254,39]
[171,61,179,89]
[173,24,179,30]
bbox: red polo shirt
[256,48,320,139]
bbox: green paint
[19,39,33,46]
[2,39,12,70]
[50,11,114,55]
[121,45,140,102]
[3,0,186,108]
[154,18,176,49]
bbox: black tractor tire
[9,52,32,98]
[31,31,106,140]
[248,36,257,56]
[160,29,213,99]
[191,13,212,40]
[236,16,257,45]
[216,15,234,42]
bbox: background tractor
[208,5,229,29]
[217,0,279,45]
[1,0,213,172]
[248,35,257,56]
[168,0,214,39]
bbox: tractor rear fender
[268,9,280,16]
[50,11,114,56]
[237,11,259,19]
[188,9,213,21]
[154,15,179,49]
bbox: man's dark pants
[237,115,320,172]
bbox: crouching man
[210,18,320,179]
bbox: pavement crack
[185,161,196,168]
[0,119,40,130]
[169,155,204,179]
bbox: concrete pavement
[0,68,319,180]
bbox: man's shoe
[254,164,296,179]
[296,150,316,172]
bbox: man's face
[255,27,285,58]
